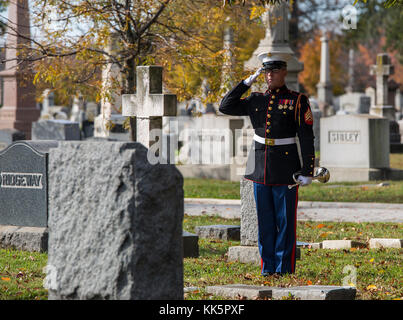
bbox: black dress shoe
[262,272,275,277]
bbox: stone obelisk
[0,0,40,139]
[316,33,333,116]
[244,2,303,91]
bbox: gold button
[267,114,271,118]
[267,121,271,125]
[266,129,270,133]
[255,108,258,111]
[270,101,274,104]
[269,106,273,110]
[285,152,288,155]
[272,95,275,99]
[310,165,313,167]
[276,89,280,92]
[283,112,287,115]
[309,172,313,175]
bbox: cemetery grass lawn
[0,249,48,300]
[184,178,403,203]
[0,217,400,300]
[183,215,403,300]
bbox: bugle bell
[288,167,330,189]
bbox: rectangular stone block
[32,119,81,141]
[271,285,356,300]
[322,240,366,249]
[369,238,402,249]
[206,284,356,300]
[206,284,273,299]
[0,225,48,252]
[195,225,240,241]
[228,245,300,264]
[47,141,184,300]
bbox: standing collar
[265,84,288,95]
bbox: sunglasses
[264,69,283,74]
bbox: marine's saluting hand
[243,67,264,86]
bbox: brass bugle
[288,167,330,189]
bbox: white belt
[253,134,296,146]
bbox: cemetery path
[184,198,403,223]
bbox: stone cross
[122,66,177,155]
[369,53,395,121]
[370,53,394,107]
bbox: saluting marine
[219,52,315,275]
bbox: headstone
[320,114,390,181]
[369,238,402,249]
[321,240,366,250]
[206,284,356,300]
[0,0,40,139]
[122,65,177,155]
[183,230,199,258]
[47,141,184,300]
[365,87,376,109]
[0,141,58,227]
[338,93,370,115]
[32,119,81,141]
[0,128,25,150]
[244,1,303,91]
[195,225,240,241]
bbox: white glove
[297,175,312,186]
[243,67,263,86]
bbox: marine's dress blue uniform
[219,81,315,274]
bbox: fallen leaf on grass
[1,277,10,282]
[366,285,377,291]
[316,224,326,229]
[306,280,313,285]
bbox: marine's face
[265,68,287,90]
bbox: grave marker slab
[32,119,81,141]
[47,141,184,300]
[0,141,58,227]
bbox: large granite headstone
[0,141,58,227]
[47,141,184,300]
[320,114,390,181]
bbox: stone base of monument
[227,246,300,265]
[323,167,403,182]
[205,284,356,300]
[0,225,48,252]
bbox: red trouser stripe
[290,186,299,273]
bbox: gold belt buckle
[265,138,275,146]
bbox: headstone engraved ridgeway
[0,141,58,227]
